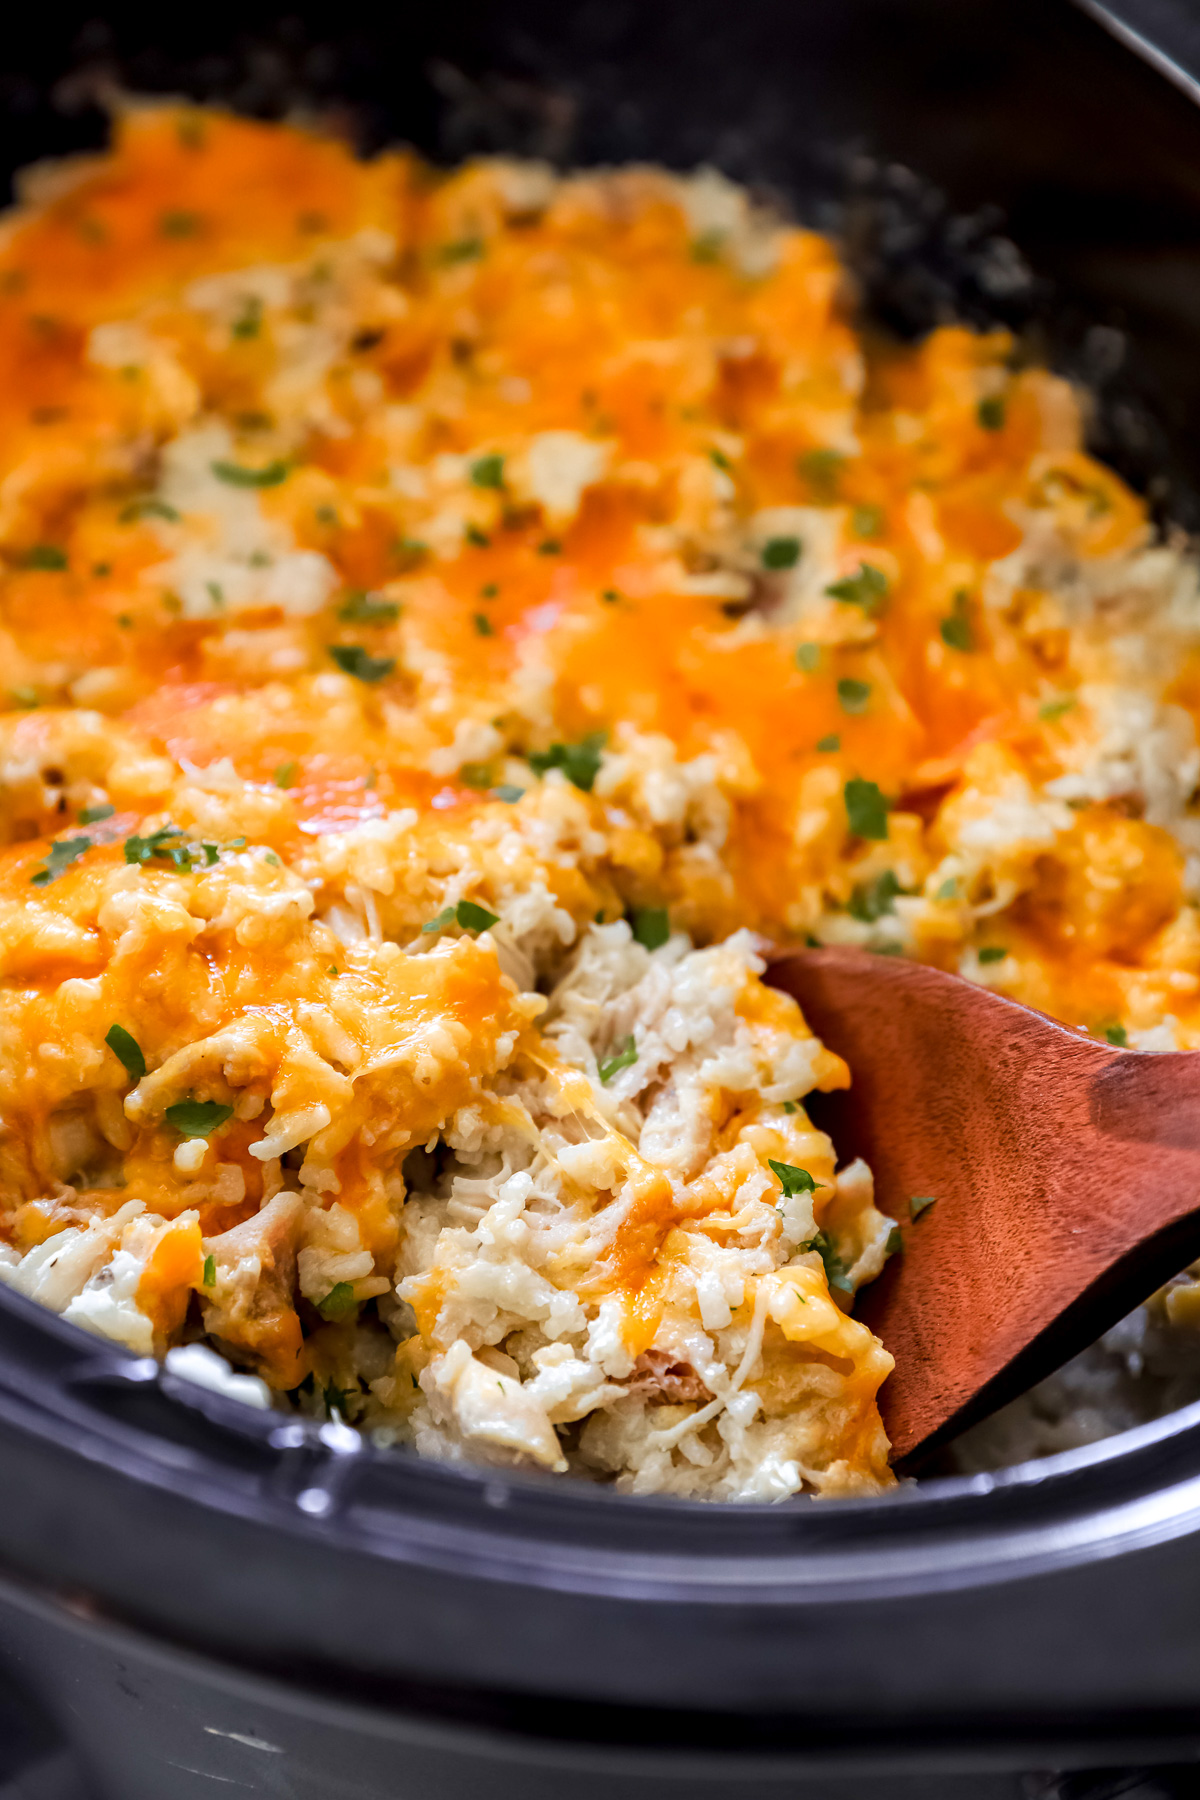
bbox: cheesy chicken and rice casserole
[1,107,1199,1499]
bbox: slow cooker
[4,3,1200,1795]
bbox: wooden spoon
[766,946,1200,1468]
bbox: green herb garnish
[837,677,871,715]
[1105,1023,1128,1047]
[598,1035,638,1084]
[210,459,289,488]
[978,945,1007,964]
[816,733,841,753]
[473,612,494,637]
[202,1254,216,1287]
[437,236,484,265]
[852,503,885,540]
[1039,695,1077,722]
[825,563,888,612]
[421,898,500,934]
[339,591,398,625]
[886,1225,904,1255]
[160,210,201,238]
[105,1024,146,1082]
[799,448,843,500]
[801,1228,854,1294]
[492,784,525,803]
[458,763,493,790]
[120,498,180,524]
[165,1099,233,1138]
[31,835,92,886]
[528,731,606,793]
[318,1282,358,1322]
[231,296,262,340]
[795,642,820,672]
[79,803,114,825]
[470,453,505,490]
[848,869,901,923]
[978,395,1006,431]
[762,535,801,571]
[631,908,670,951]
[769,1160,817,1198]
[464,524,491,548]
[844,778,889,841]
[940,588,974,653]
[275,762,297,789]
[22,544,67,571]
[329,645,395,683]
[910,1195,936,1220]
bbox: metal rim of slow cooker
[3,1274,1199,1596]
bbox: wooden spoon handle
[768,949,1200,1461]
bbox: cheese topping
[1,106,1196,1498]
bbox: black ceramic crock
[4,4,1200,1795]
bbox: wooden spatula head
[767,947,1200,1466]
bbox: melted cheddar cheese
[1,107,1197,1499]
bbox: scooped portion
[4,106,1200,1494]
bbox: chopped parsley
[119,497,180,524]
[977,945,1007,964]
[837,677,871,715]
[816,733,841,753]
[164,1099,233,1138]
[848,869,901,922]
[762,535,801,571]
[21,544,67,571]
[936,877,958,901]
[210,459,289,488]
[473,612,494,636]
[124,824,192,869]
[437,236,484,265]
[480,582,499,599]
[318,1282,358,1322]
[631,907,670,950]
[1039,695,1077,722]
[160,210,201,238]
[78,803,114,825]
[940,589,974,652]
[825,563,888,612]
[852,503,885,540]
[339,591,398,625]
[691,229,725,263]
[844,778,889,841]
[978,395,1006,431]
[231,295,263,340]
[598,1034,638,1084]
[910,1194,936,1220]
[802,1228,854,1294]
[782,1100,797,1114]
[10,686,39,708]
[769,1160,817,1198]
[470,453,505,490]
[458,762,493,790]
[799,447,843,501]
[202,1254,216,1287]
[105,1024,146,1083]
[601,588,622,605]
[886,1225,904,1255]
[275,761,298,789]
[329,645,395,683]
[492,784,525,803]
[709,446,734,473]
[31,835,93,885]
[795,642,820,672]
[422,898,500,934]
[1105,1023,1129,1047]
[528,731,606,793]
[538,539,562,555]
[464,524,491,549]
